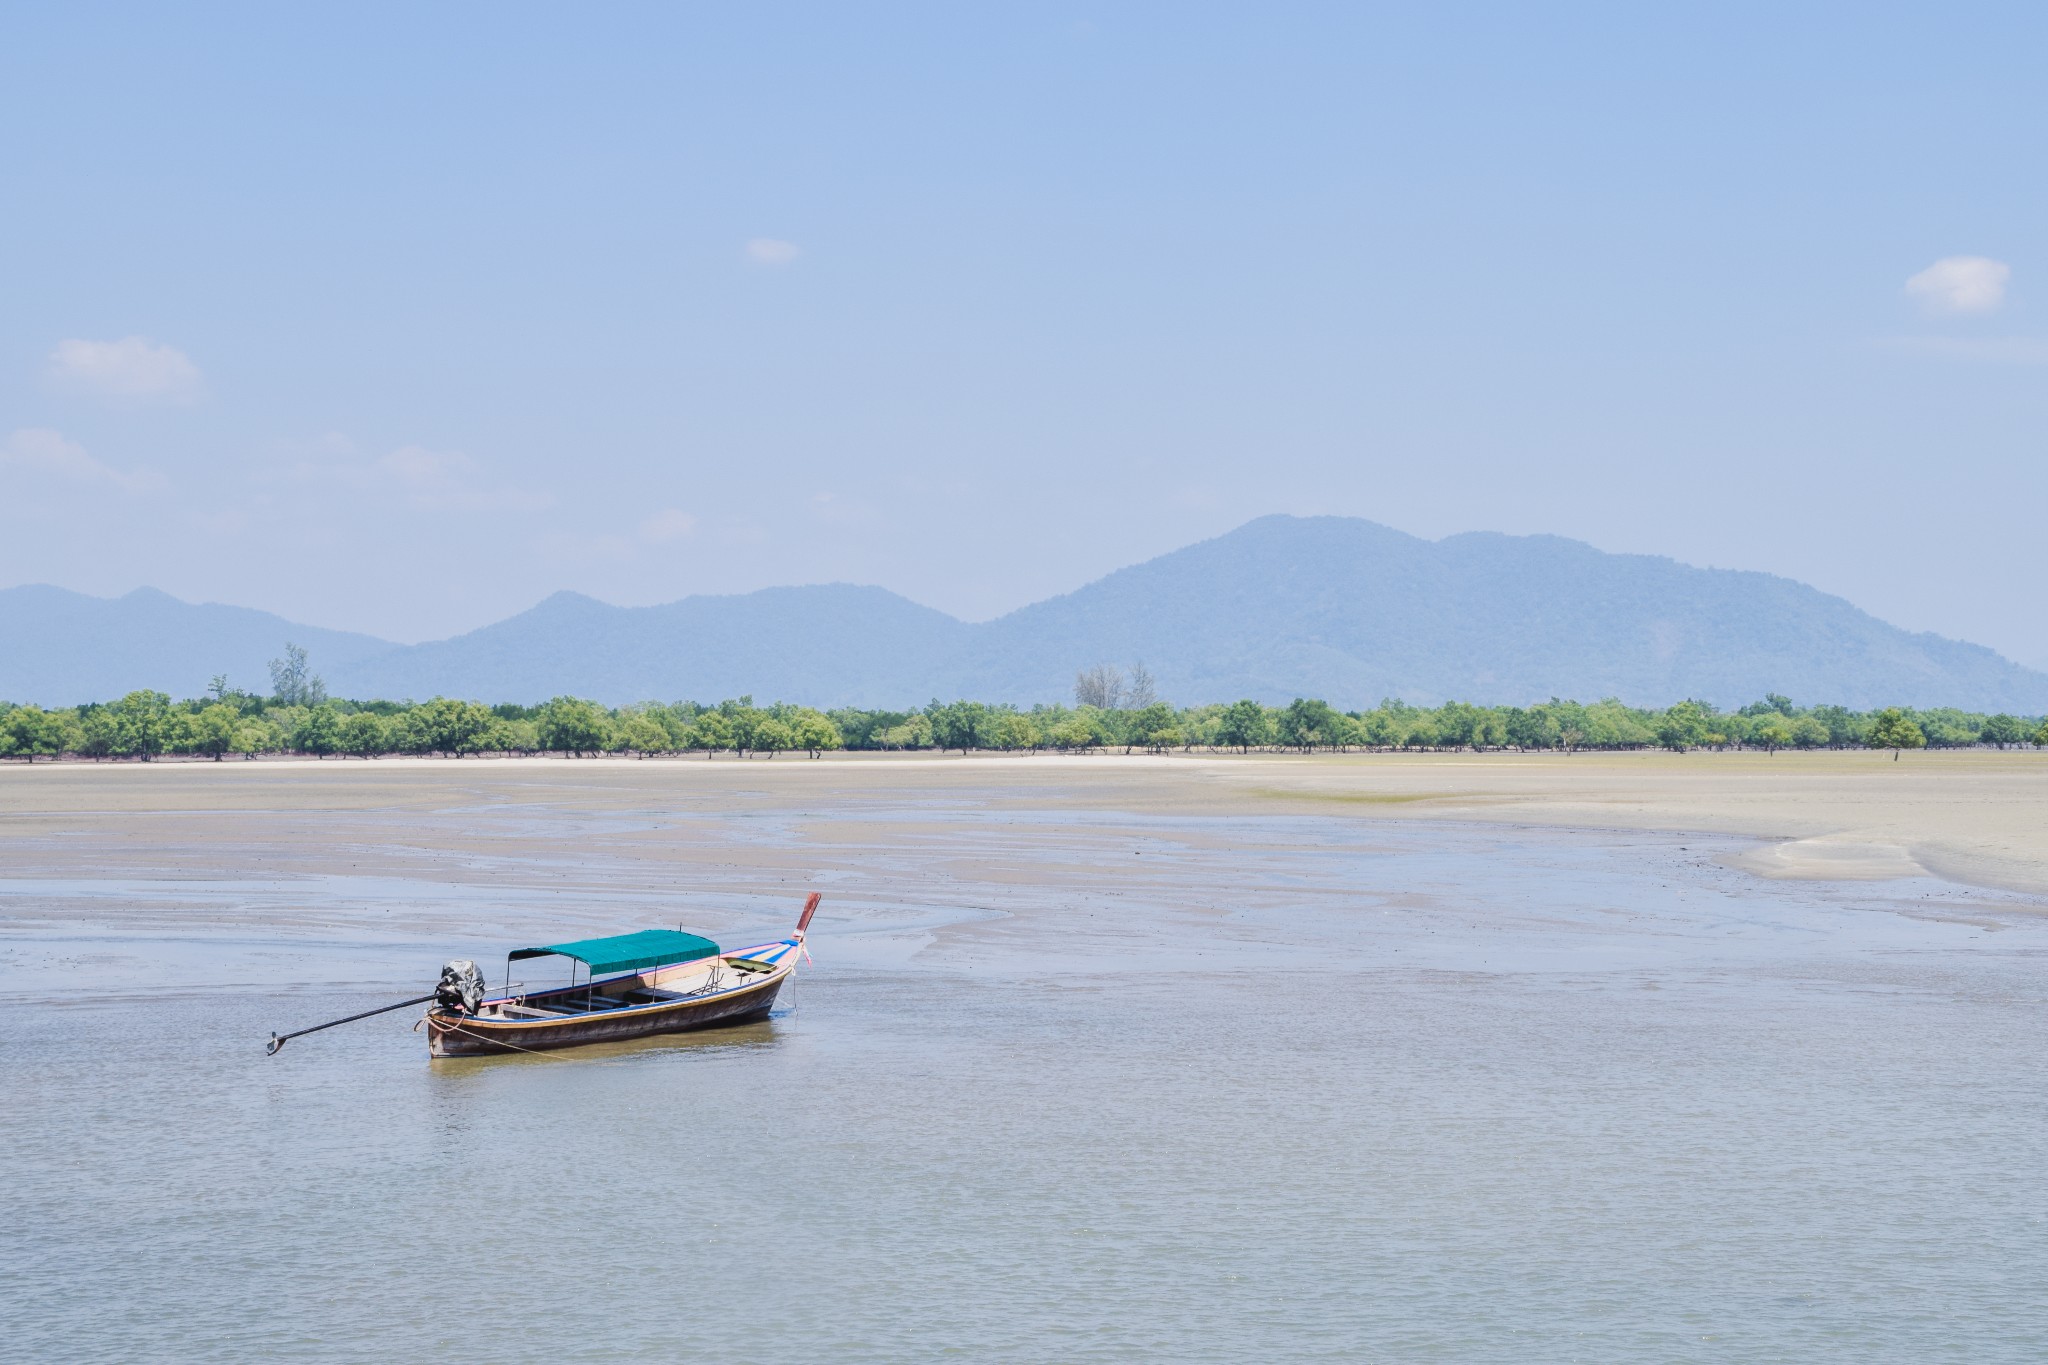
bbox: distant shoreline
[0,743,2043,767]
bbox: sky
[2,3,2044,667]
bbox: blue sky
[3,3,2043,667]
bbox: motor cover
[436,959,486,1014]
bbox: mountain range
[5,515,2045,712]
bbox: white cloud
[745,237,801,265]
[638,508,697,542]
[0,427,165,493]
[46,336,204,402]
[1904,256,2011,315]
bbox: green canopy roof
[509,929,721,976]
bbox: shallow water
[5,812,2047,1361]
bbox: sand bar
[2,747,2044,897]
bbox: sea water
[4,813,2045,1362]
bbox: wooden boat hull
[425,946,796,1058]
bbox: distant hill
[948,516,2048,711]
[0,586,398,705]
[328,585,971,706]
[8,517,2048,711]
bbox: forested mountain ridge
[947,516,2047,711]
[7,515,2046,710]
[0,585,398,705]
[327,584,971,705]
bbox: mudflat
[2,747,2043,896]
[1186,748,2048,895]
[10,749,2048,1361]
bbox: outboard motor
[435,959,486,1015]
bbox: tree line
[1,686,2041,762]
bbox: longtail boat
[422,892,822,1058]
[263,892,821,1059]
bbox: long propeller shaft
[266,994,438,1055]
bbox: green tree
[1354,706,1398,749]
[1052,715,1090,751]
[880,714,936,750]
[1434,701,1488,748]
[404,697,494,755]
[76,705,119,759]
[1541,698,1590,752]
[1502,706,1555,752]
[706,698,759,754]
[1866,708,1925,760]
[926,700,994,753]
[1808,705,1864,748]
[1468,708,1509,749]
[687,711,735,756]
[787,709,844,758]
[1126,702,1180,752]
[1,704,59,761]
[1174,703,1223,749]
[339,710,389,758]
[1032,715,1085,750]
[1751,713,1794,753]
[537,696,613,756]
[613,712,672,756]
[1980,714,2027,748]
[827,706,906,750]
[1582,699,1653,749]
[231,718,273,758]
[1655,700,1713,752]
[48,711,84,756]
[488,718,538,753]
[751,717,794,758]
[648,703,698,750]
[1738,693,1795,717]
[1215,699,1272,752]
[1278,697,1339,752]
[976,710,1034,752]
[1788,715,1830,749]
[188,703,241,760]
[1913,708,1979,748]
[291,704,343,757]
[114,690,173,760]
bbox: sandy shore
[2,748,2044,897]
